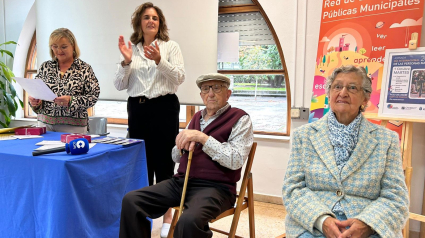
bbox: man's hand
[335,218,374,238]
[175,129,209,152]
[322,217,343,238]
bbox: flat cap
[196,73,230,88]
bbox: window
[23,32,37,118]
[94,100,194,128]
[217,1,291,135]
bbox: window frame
[23,31,37,118]
[217,1,292,136]
[103,103,195,129]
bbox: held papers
[14,77,57,101]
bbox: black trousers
[127,94,179,185]
[119,177,236,238]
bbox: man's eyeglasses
[200,84,227,94]
[51,45,70,51]
[331,84,363,94]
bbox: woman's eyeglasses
[200,84,227,94]
[331,84,362,94]
[51,45,70,51]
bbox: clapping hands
[143,41,161,65]
[118,35,132,64]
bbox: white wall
[0,0,34,68]
[0,0,34,118]
[35,0,218,105]
[6,0,425,233]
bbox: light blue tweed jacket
[282,114,409,238]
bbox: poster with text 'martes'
[309,0,424,123]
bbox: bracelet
[121,60,132,67]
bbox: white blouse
[114,39,185,99]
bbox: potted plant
[0,41,24,128]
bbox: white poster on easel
[378,48,425,120]
[217,32,239,62]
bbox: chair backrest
[211,141,257,223]
[238,142,257,198]
[209,142,257,238]
[226,142,256,228]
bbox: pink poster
[309,0,424,122]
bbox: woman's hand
[322,217,343,238]
[144,41,161,65]
[335,218,374,238]
[54,96,71,107]
[28,96,42,107]
[118,35,132,64]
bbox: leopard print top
[31,58,100,127]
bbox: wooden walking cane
[178,150,193,219]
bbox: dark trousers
[119,177,236,238]
[127,94,179,185]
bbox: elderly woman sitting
[282,65,409,238]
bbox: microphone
[33,138,89,156]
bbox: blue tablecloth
[0,132,148,238]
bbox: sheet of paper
[34,144,64,151]
[13,135,44,139]
[36,140,64,146]
[14,77,57,101]
[0,133,17,140]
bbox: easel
[370,32,425,238]
[365,114,425,238]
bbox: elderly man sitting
[119,73,254,238]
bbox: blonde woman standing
[29,28,100,133]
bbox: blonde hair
[49,28,80,59]
[130,2,169,45]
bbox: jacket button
[336,190,343,196]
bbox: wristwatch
[121,60,132,67]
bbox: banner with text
[309,0,424,122]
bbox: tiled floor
[151,201,287,238]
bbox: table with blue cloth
[0,132,149,238]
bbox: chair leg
[247,174,255,238]
[403,219,409,238]
[228,195,245,238]
[167,209,179,238]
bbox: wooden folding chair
[167,142,257,238]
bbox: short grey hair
[325,65,372,111]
